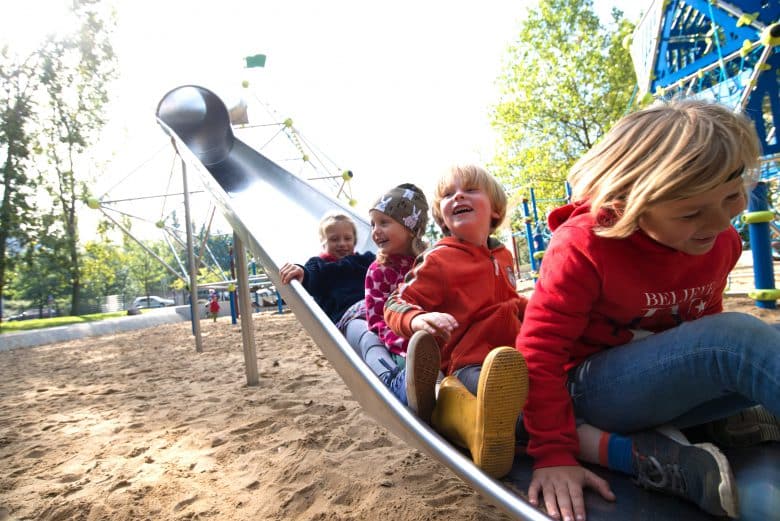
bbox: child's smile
[638,176,746,255]
[440,180,498,246]
[370,210,413,257]
[324,220,356,259]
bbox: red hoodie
[517,202,741,469]
[385,236,528,374]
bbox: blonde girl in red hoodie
[518,100,780,520]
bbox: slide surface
[156,85,779,521]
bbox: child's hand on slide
[280,263,304,284]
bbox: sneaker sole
[474,347,528,478]
[406,331,440,424]
[695,442,739,518]
[710,407,780,448]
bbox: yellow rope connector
[283,118,293,128]
[348,198,358,207]
[741,210,775,224]
[761,23,780,47]
[341,170,353,181]
[736,12,759,28]
[748,288,780,302]
[533,251,545,261]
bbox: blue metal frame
[635,0,780,307]
[652,0,762,89]
[644,0,779,160]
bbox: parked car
[255,288,278,307]
[132,296,175,309]
[7,308,58,321]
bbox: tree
[0,47,39,322]
[81,236,123,305]
[124,238,174,303]
[6,229,70,316]
[491,0,637,218]
[36,0,117,315]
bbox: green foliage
[491,0,637,220]
[0,46,40,320]
[81,239,122,299]
[199,231,232,280]
[35,0,117,315]
[6,230,71,314]
[424,220,442,245]
[123,237,177,301]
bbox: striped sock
[598,432,633,475]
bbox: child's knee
[695,312,777,345]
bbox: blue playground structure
[512,185,569,280]
[521,1,780,307]
[631,0,780,307]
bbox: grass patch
[0,310,144,334]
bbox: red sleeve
[516,227,602,469]
[384,249,446,338]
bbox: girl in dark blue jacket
[280,211,374,324]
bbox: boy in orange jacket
[384,164,529,478]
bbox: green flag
[245,54,267,68]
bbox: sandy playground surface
[1,296,779,521]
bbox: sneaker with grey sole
[706,405,780,448]
[632,430,739,518]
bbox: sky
[2,0,648,242]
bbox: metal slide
[156,85,779,521]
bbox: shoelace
[633,455,688,496]
[379,359,401,387]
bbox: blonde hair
[432,164,507,236]
[568,99,761,238]
[318,211,357,247]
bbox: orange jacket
[384,236,527,374]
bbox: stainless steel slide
[156,85,779,521]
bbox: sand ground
[0,295,778,521]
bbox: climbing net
[631,0,779,179]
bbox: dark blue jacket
[300,251,376,324]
